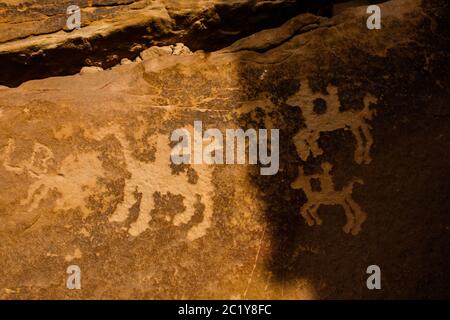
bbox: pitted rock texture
[0,0,449,299]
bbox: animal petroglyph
[287,84,377,165]
[2,139,54,178]
[286,83,377,234]
[291,162,367,235]
[1,128,215,241]
[21,153,105,215]
[103,130,215,241]
[1,139,105,215]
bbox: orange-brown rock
[0,0,449,299]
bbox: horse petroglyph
[288,84,377,165]
[291,162,366,235]
[288,83,377,235]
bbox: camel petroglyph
[291,162,367,235]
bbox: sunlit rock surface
[0,0,318,86]
[0,0,449,299]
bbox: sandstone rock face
[0,0,449,299]
[79,66,103,74]
[0,0,322,87]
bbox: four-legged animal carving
[1,131,214,242]
[291,162,367,235]
[1,139,104,215]
[287,84,377,164]
[106,132,214,241]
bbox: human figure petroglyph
[287,84,377,165]
[291,162,367,235]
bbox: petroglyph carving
[291,162,366,235]
[21,152,105,214]
[287,83,377,234]
[102,130,214,241]
[1,128,215,241]
[2,139,54,177]
[288,84,377,165]
[1,139,105,215]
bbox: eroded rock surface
[0,0,331,87]
[0,0,449,299]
